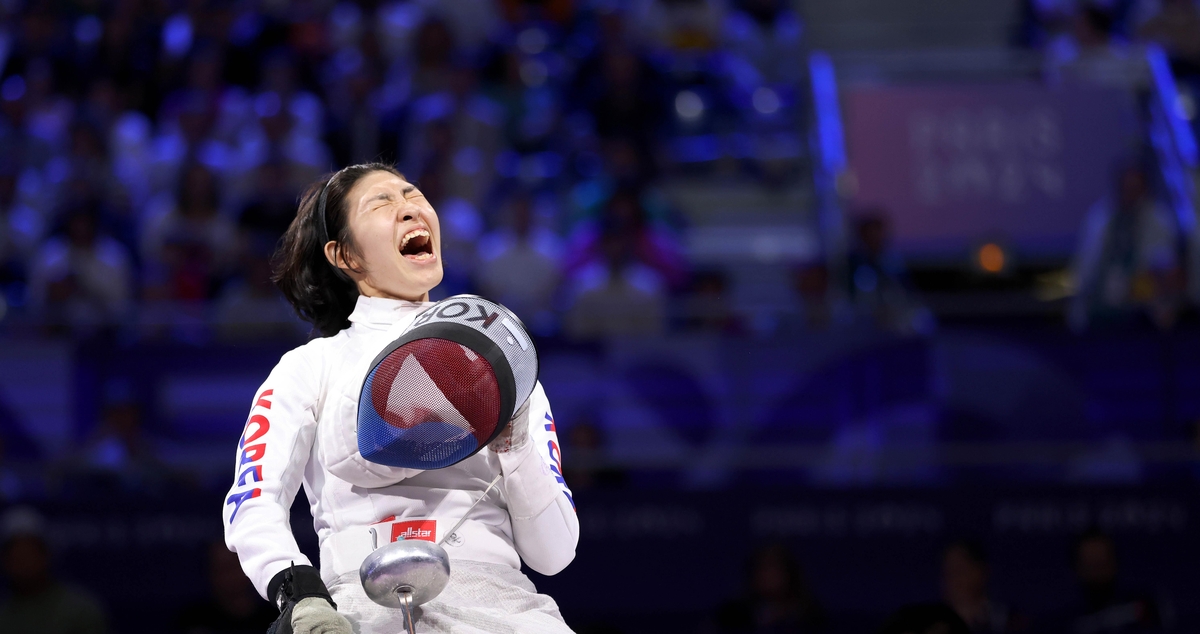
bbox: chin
[427,266,444,289]
[413,268,444,298]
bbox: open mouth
[399,228,435,261]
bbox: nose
[400,203,420,223]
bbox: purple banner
[843,83,1139,258]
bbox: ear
[323,241,358,277]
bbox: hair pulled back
[273,163,404,337]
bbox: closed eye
[366,192,396,211]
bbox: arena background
[1,0,1200,632]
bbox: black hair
[272,162,404,337]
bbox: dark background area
[2,0,1200,633]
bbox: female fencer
[222,163,578,633]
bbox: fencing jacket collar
[347,295,432,330]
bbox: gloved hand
[487,398,531,454]
[266,564,353,634]
[290,597,354,634]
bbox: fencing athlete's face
[335,170,443,302]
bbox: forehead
[347,170,412,203]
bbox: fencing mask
[357,295,538,470]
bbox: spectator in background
[476,191,562,334]
[142,161,237,304]
[560,416,627,490]
[147,85,226,200]
[721,0,805,86]
[236,157,298,243]
[93,6,162,111]
[713,543,826,633]
[567,135,663,228]
[478,45,565,156]
[559,188,676,338]
[1069,159,1182,331]
[570,9,665,146]
[564,219,668,339]
[178,47,243,146]
[1045,5,1149,88]
[942,540,1025,633]
[19,58,74,165]
[410,18,459,98]
[0,71,56,174]
[845,212,930,334]
[680,269,742,333]
[0,167,37,290]
[778,261,854,334]
[0,507,108,634]
[231,90,328,195]
[585,47,664,148]
[1136,0,1200,76]
[27,206,133,337]
[254,51,325,143]
[61,114,141,252]
[77,79,127,147]
[323,46,394,169]
[213,238,306,342]
[173,541,277,634]
[60,378,175,497]
[62,120,121,209]
[400,64,503,207]
[1068,529,1162,633]
[564,185,687,291]
[107,88,158,213]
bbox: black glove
[265,563,338,634]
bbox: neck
[356,284,430,303]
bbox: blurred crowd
[0,0,820,343]
[3,0,1197,343]
[0,503,1178,634]
[707,533,1169,634]
[1019,0,1200,332]
[1019,0,1200,92]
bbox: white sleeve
[222,348,321,599]
[496,382,578,576]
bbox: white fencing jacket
[222,296,578,599]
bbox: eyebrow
[367,184,417,207]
